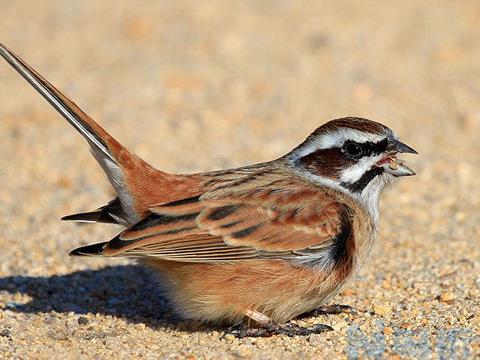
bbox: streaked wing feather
[101,170,350,262]
[150,195,204,215]
[119,212,199,241]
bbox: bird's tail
[0,43,171,224]
[69,241,108,256]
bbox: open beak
[379,138,418,177]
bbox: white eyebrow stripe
[316,129,388,149]
[288,129,390,162]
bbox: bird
[0,43,417,337]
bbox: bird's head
[287,117,417,216]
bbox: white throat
[352,173,393,231]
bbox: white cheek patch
[339,154,383,184]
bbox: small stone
[134,323,146,330]
[5,302,20,309]
[222,334,235,341]
[438,269,457,280]
[373,303,391,316]
[384,326,394,335]
[47,330,69,341]
[235,345,252,358]
[439,291,456,304]
[0,329,12,338]
[77,317,89,326]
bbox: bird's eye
[343,141,363,158]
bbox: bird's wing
[71,168,353,263]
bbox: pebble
[235,346,253,358]
[383,327,394,336]
[439,292,456,304]
[222,334,235,341]
[373,304,392,317]
[0,329,12,338]
[77,317,89,326]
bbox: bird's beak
[380,138,418,177]
[389,139,418,155]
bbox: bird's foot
[297,304,355,319]
[224,322,333,339]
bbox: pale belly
[144,258,354,325]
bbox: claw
[297,304,355,319]
[223,322,333,339]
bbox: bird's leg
[245,309,272,325]
[296,304,355,319]
[224,309,333,339]
[224,310,274,338]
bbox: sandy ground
[0,1,479,359]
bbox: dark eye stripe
[295,138,390,181]
[351,138,389,157]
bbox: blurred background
[0,1,479,358]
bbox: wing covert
[100,172,353,264]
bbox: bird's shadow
[0,264,197,331]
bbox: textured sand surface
[0,1,479,359]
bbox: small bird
[0,43,417,337]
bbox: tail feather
[61,210,119,224]
[70,242,108,256]
[0,43,202,227]
[0,43,171,225]
[61,198,124,225]
[0,43,119,164]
